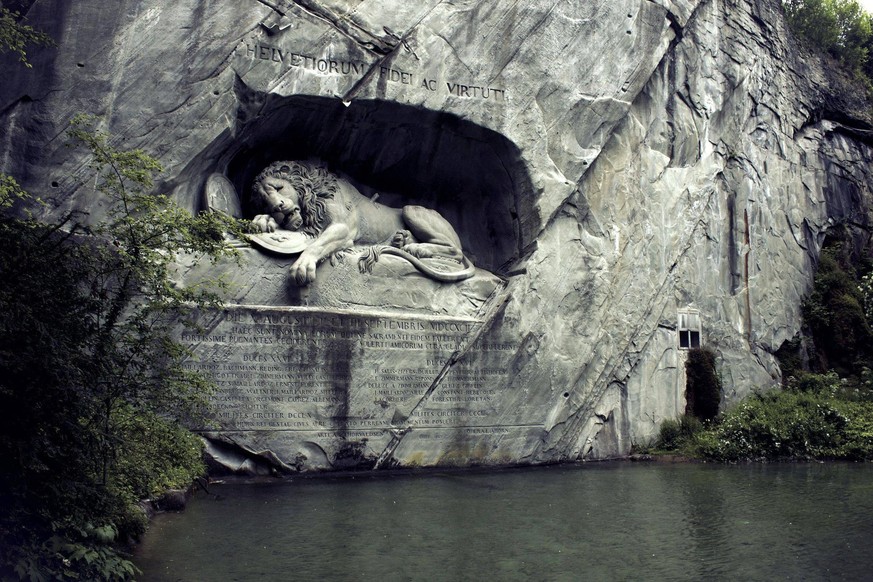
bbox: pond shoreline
[196,452,857,488]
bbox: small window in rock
[678,310,701,349]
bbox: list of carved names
[182,309,512,432]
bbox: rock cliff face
[3,0,873,470]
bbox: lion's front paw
[290,254,318,286]
[402,243,434,259]
[391,229,413,248]
[252,214,279,233]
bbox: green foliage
[801,242,873,377]
[8,525,140,582]
[0,117,244,580]
[656,415,704,452]
[113,407,207,500]
[0,3,53,67]
[0,174,29,208]
[788,370,842,393]
[655,368,873,462]
[654,380,873,462]
[782,0,873,82]
[696,388,873,461]
[685,347,722,421]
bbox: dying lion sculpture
[249,161,475,286]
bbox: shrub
[801,242,873,378]
[786,370,841,394]
[656,415,704,451]
[698,389,873,461]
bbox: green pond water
[134,462,873,581]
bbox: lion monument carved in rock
[248,161,475,286]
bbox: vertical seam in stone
[744,207,752,346]
[372,288,511,470]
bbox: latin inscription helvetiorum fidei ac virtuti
[240,39,507,102]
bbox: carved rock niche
[179,84,536,316]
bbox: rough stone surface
[3,0,873,471]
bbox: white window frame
[678,309,701,349]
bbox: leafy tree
[784,0,842,48]
[833,0,873,72]
[0,1,53,67]
[0,116,244,580]
[782,0,873,80]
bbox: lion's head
[251,161,337,236]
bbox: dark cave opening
[209,88,535,273]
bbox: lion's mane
[251,161,338,236]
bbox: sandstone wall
[2,0,872,469]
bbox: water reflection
[135,463,873,581]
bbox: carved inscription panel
[236,40,508,102]
[181,307,509,434]
[241,42,509,102]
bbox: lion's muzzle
[286,213,303,230]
